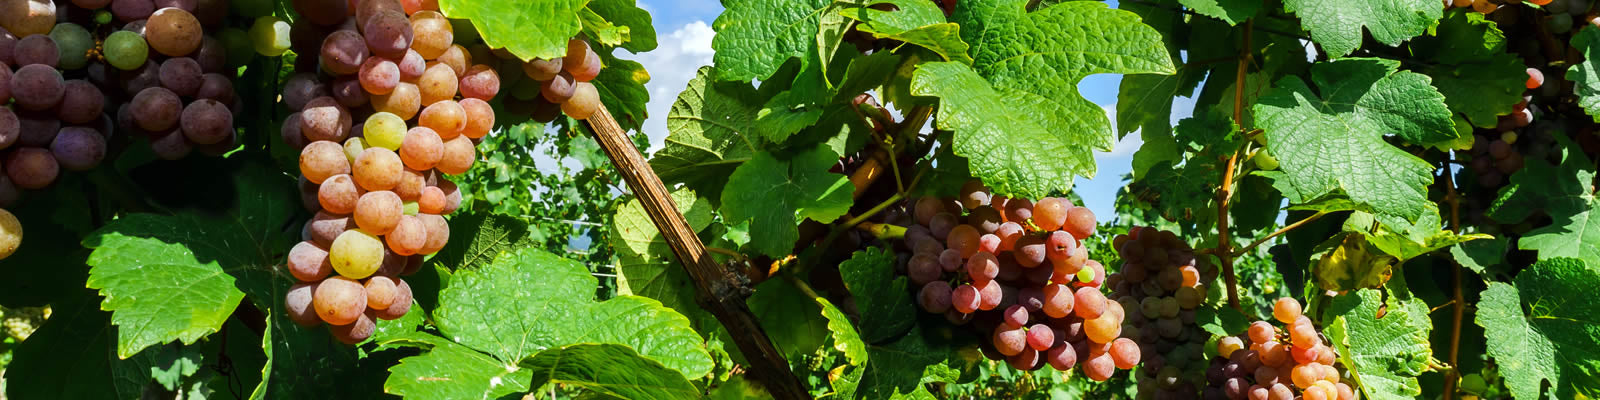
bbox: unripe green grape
[248,16,290,56]
[364,112,407,150]
[1253,149,1279,170]
[49,23,93,70]
[103,31,149,70]
[330,229,385,278]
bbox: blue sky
[624,0,1186,222]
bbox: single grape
[1026,324,1054,351]
[6,147,58,189]
[50,127,106,171]
[13,33,57,68]
[918,281,952,313]
[330,311,376,345]
[394,168,425,201]
[300,140,350,184]
[564,39,601,82]
[313,275,366,325]
[49,23,92,70]
[435,178,461,214]
[1082,352,1115,381]
[419,99,465,139]
[1084,314,1120,343]
[374,278,413,319]
[1217,336,1245,358]
[974,279,1002,310]
[363,10,412,59]
[354,147,403,191]
[417,213,449,254]
[286,241,333,281]
[359,57,401,95]
[386,214,427,255]
[317,174,361,214]
[285,282,322,326]
[150,128,193,160]
[307,211,353,247]
[1014,235,1046,267]
[1109,338,1140,369]
[1273,297,1302,324]
[418,62,457,106]
[355,190,403,235]
[952,284,980,313]
[319,29,367,76]
[180,99,233,145]
[364,275,399,310]
[459,98,494,139]
[57,80,104,125]
[459,64,499,100]
[993,324,1027,356]
[330,77,368,108]
[435,135,475,175]
[146,7,202,56]
[1527,67,1545,89]
[409,11,452,59]
[11,64,62,111]
[418,185,445,214]
[330,229,385,279]
[372,82,421,119]
[1063,206,1096,240]
[541,71,576,103]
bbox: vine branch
[1442,156,1465,400]
[582,105,809,399]
[1215,19,1254,312]
[1231,211,1326,257]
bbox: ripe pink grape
[313,276,366,325]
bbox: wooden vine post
[581,105,811,400]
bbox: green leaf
[651,67,764,201]
[1477,258,1600,400]
[148,345,203,391]
[82,166,296,358]
[1414,10,1525,129]
[428,211,536,272]
[1281,0,1442,57]
[1195,306,1251,337]
[720,145,854,258]
[1569,27,1600,122]
[840,0,972,64]
[440,0,584,60]
[837,248,917,342]
[1345,204,1492,262]
[710,0,832,82]
[1178,0,1261,26]
[818,297,868,366]
[432,247,713,379]
[1485,140,1600,261]
[747,278,829,359]
[584,0,657,52]
[1314,234,1398,292]
[939,0,1173,195]
[1254,58,1446,221]
[611,189,719,331]
[521,344,700,400]
[852,325,972,399]
[384,337,532,399]
[1450,236,1509,276]
[1324,289,1435,400]
[593,52,653,132]
[2,290,128,399]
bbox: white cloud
[631,21,717,153]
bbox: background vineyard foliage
[0,0,1597,399]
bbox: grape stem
[1229,211,1327,258]
[1442,156,1465,400]
[1216,19,1254,312]
[853,221,907,241]
[705,246,748,263]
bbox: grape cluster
[511,37,605,122]
[903,181,1137,381]
[1201,298,1356,400]
[279,0,502,344]
[1105,227,1220,398]
[0,0,246,206]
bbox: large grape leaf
[1413,10,1525,129]
[746,277,829,359]
[2,289,132,399]
[431,247,713,380]
[720,144,854,258]
[1477,258,1600,400]
[1485,140,1600,261]
[81,166,296,358]
[837,248,916,342]
[1570,27,1600,122]
[1343,204,1492,262]
[848,325,973,400]
[1253,58,1448,221]
[439,0,584,60]
[385,338,532,399]
[1281,0,1442,57]
[1324,288,1434,400]
[941,0,1173,195]
[428,211,536,272]
[839,0,972,64]
[651,67,764,202]
[1179,0,1261,26]
[584,0,657,53]
[710,0,832,82]
[521,344,701,399]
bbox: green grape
[49,23,92,70]
[330,229,385,279]
[248,16,291,56]
[103,31,149,70]
[94,10,113,25]
[343,137,368,164]
[402,201,419,215]
[1076,267,1095,283]
[0,209,19,260]
[364,112,407,150]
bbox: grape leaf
[746,277,829,359]
[1450,236,1510,277]
[850,325,974,399]
[82,166,296,358]
[611,189,720,331]
[1413,10,1525,129]
[837,248,916,342]
[2,289,130,399]
[256,280,390,399]
[1324,288,1434,400]
[720,144,854,258]
[1314,234,1398,292]
[1195,305,1251,337]
[584,0,657,52]
[384,338,532,399]
[818,297,868,366]
[428,211,535,272]
[1485,139,1600,261]
[1477,258,1600,400]
[1281,0,1443,57]
[941,0,1173,195]
[839,0,972,64]
[910,62,1091,198]
[710,0,832,82]
[1178,0,1261,26]
[1569,27,1600,122]
[1344,204,1492,262]
[521,344,700,400]
[651,67,764,202]
[431,247,713,379]
[439,0,584,60]
[1253,58,1448,221]
[593,51,652,132]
